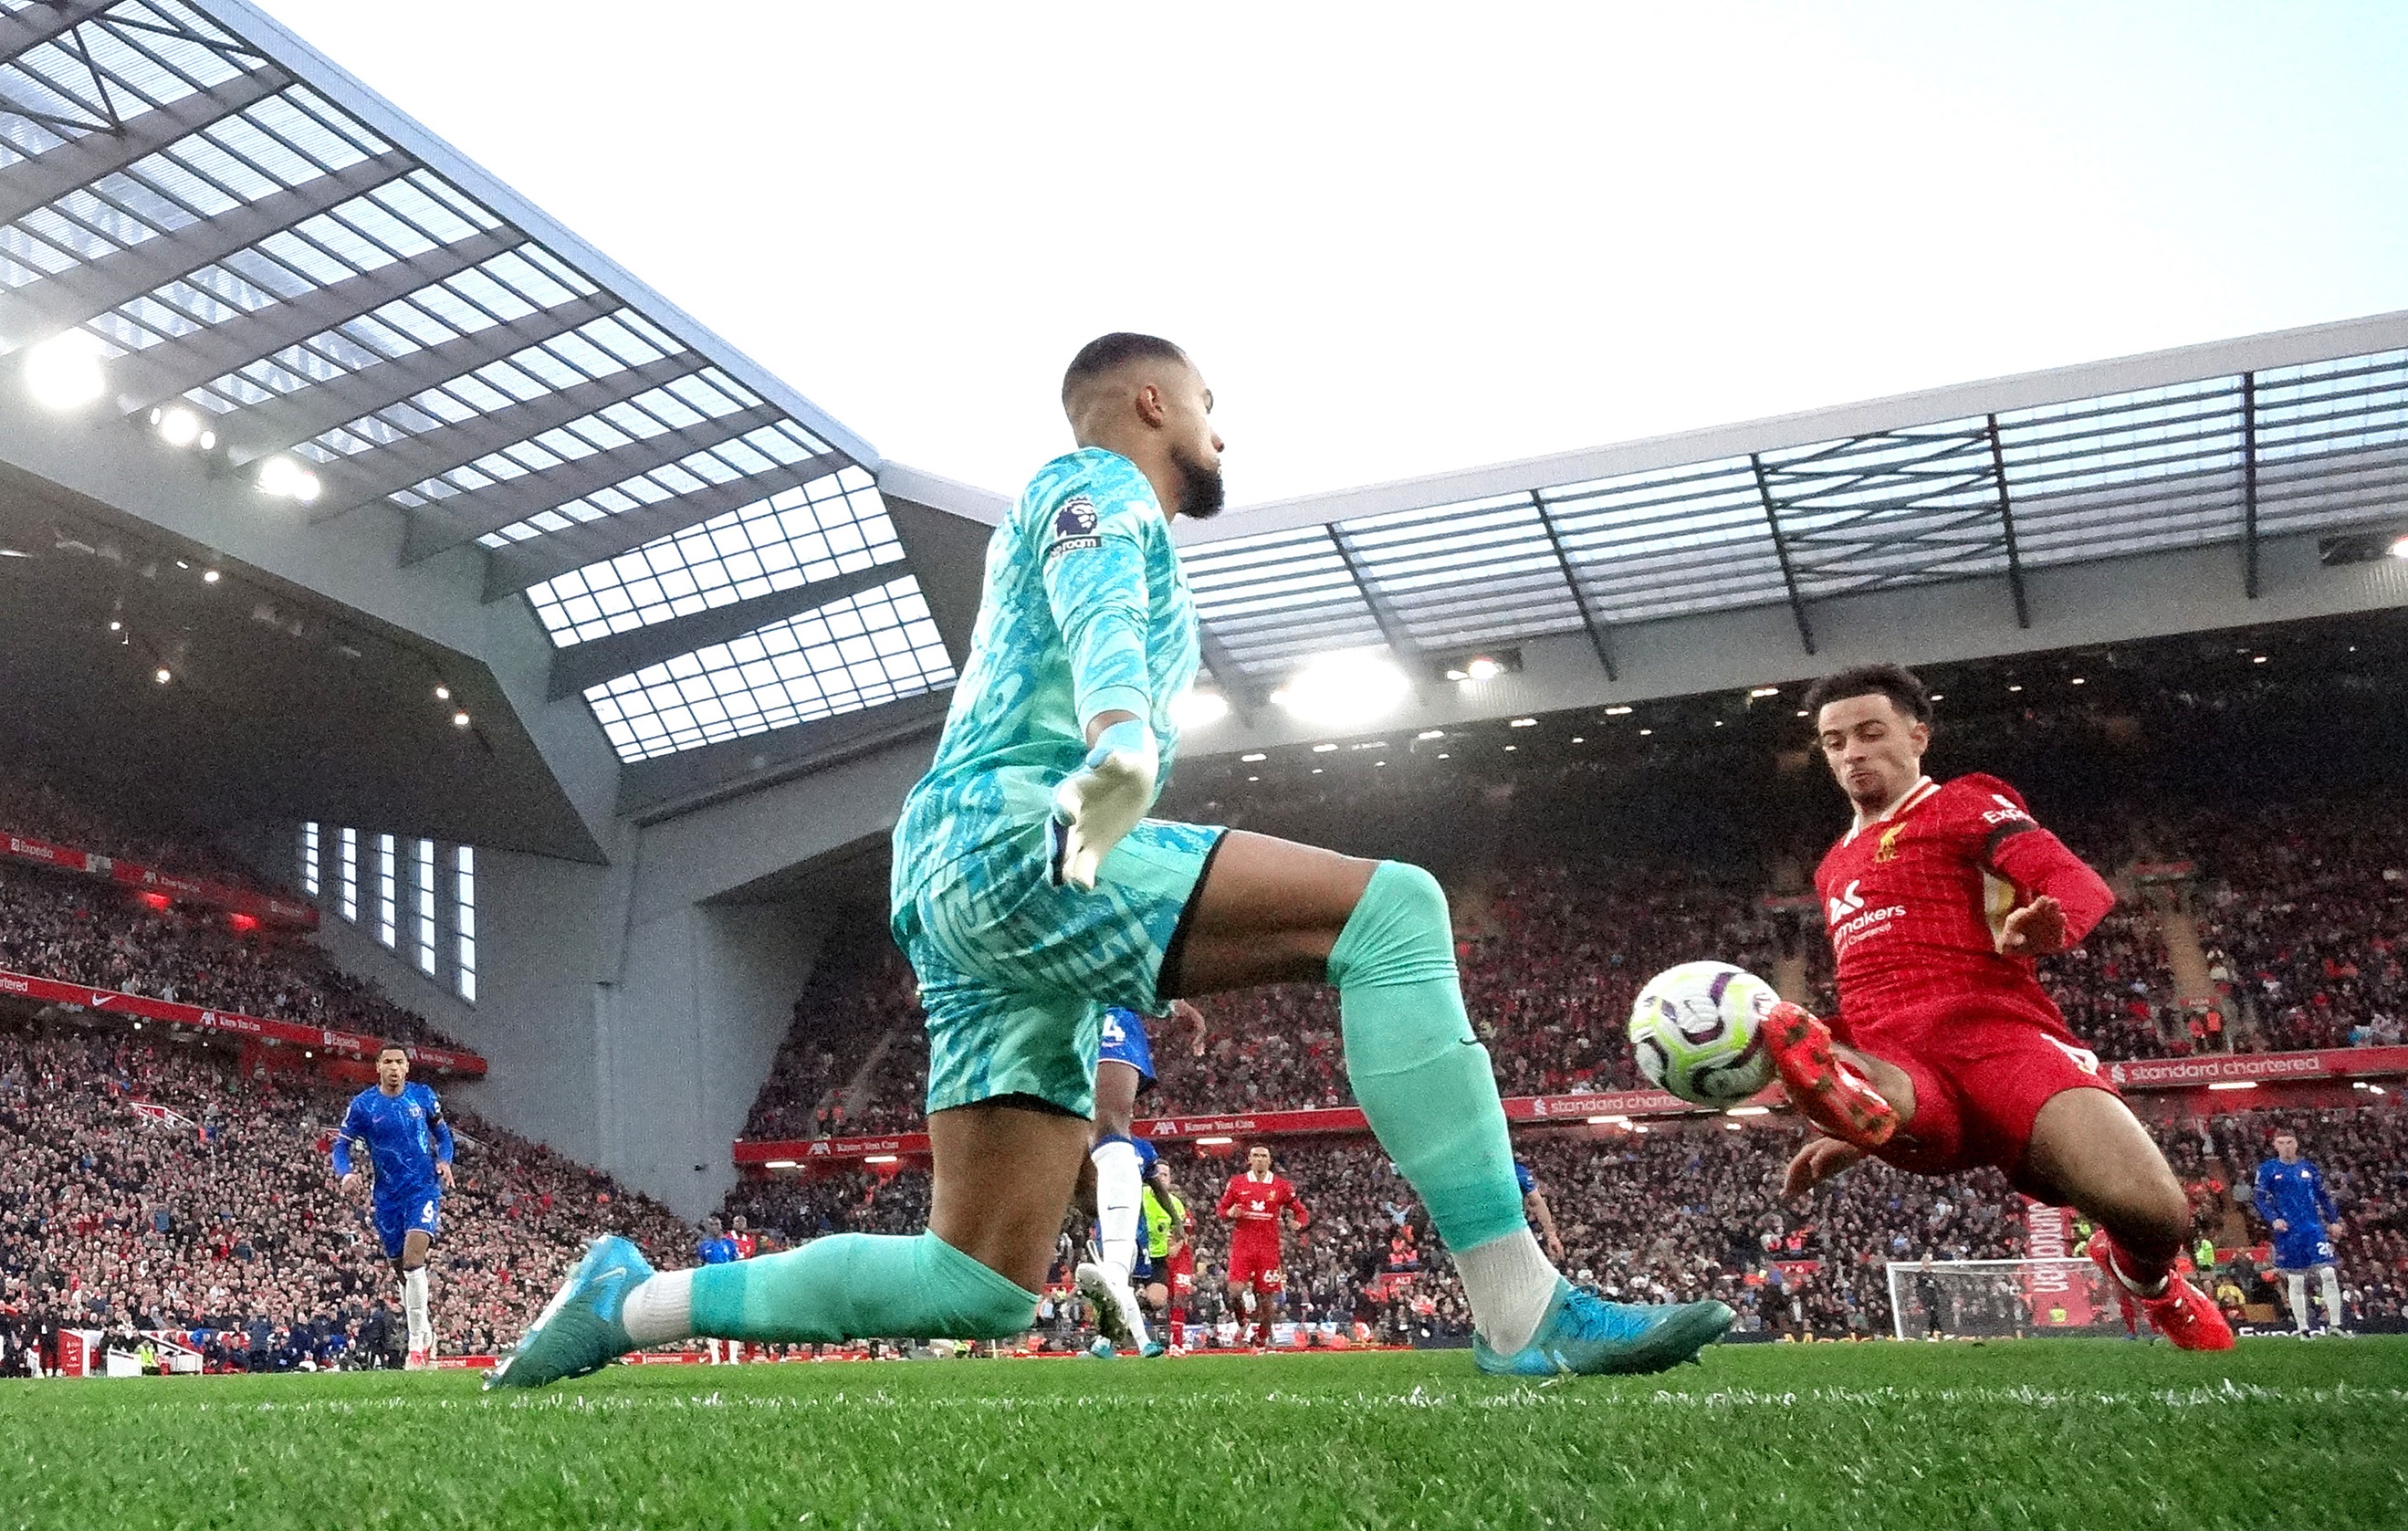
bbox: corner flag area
[5,1341,2403,1529]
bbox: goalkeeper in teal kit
[492,334,1731,1385]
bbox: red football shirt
[1218,1172,1309,1245]
[1815,772,2114,1040]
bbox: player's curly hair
[1062,332,1188,406]
[1802,664,1932,728]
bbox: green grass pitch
[3,1339,2403,1530]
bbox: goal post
[1884,1258,2131,1341]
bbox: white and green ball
[1628,960,1780,1106]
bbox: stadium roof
[1167,309,2408,706]
[0,0,954,769]
[6,2,2406,802]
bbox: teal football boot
[486,1235,652,1389]
[1473,1281,1734,1377]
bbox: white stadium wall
[224,808,860,1221]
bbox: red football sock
[1169,1310,1185,1347]
[2106,1243,2173,1298]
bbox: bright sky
[261,1,2408,506]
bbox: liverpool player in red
[1217,1144,1309,1348]
[1770,664,2231,1350]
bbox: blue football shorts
[372,1185,441,1259]
[1098,1005,1157,1089]
[2272,1226,2336,1271]
[894,816,1226,1120]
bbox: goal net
[1884,1258,2131,1341]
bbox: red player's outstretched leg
[2089,1229,2234,1351]
[1764,1002,1900,1148]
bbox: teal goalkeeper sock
[1328,860,1529,1253]
[688,1232,1037,1343]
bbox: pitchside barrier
[738,1045,2408,1167]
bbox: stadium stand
[0,858,466,1054]
[723,1102,2408,1347]
[0,764,280,895]
[0,1011,685,1371]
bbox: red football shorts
[1845,994,2120,1197]
[1228,1235,1284,1292]
[1163,1248,1196,1299]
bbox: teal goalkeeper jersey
[890,446,1199,899]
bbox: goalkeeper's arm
[1040,484,1160,891]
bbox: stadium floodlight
[1509,717,1536,729]
[1240,751,1266,762]
[202,570,220,584]
[1312,742,1337,753]
[764,1159,798,1169]
[2392,533,2408,559]
[1604,705,1634,716]
[2206,1081,2257,1092]
[24,332,105,410]
[1170,687,1230,729]
[257,456,322,503]
[150,405,214,451]
[452,709,472,728]
[153,667,172,685]
[1748,686,1780,698]
[1270,649,1408,729]
[864,1154,899,1165]
[1417,729,1444,740]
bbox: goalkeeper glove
[1049,718,1158,891]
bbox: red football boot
[2089,1229,2235,1352]
[1762,1001,1899,1148]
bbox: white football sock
[622,1268,696,1346]
[403,1267,430,1350]
[2287,1272,2310,1332]
[2319,1267,2345,1329]
[1453,1227,1559,1355]
[1091,1138,1143,1282]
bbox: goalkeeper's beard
[1172,448,1225,520]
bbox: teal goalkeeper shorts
[893,816,1227,1119]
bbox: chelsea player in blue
[332,1043,454,1368]
[1077,1000,1197,1353]
[2255,1128,2346,1335]
[494,334,1730,1387]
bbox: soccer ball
[1628,960,1779,1106]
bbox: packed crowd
[2193,798,2408,1054]
[737,931,922,1141]
[0,766,273,892]
[0,1015,686,1368]
[0,860,467,1053]
[743,851,2205,1134]
[721,1096,2408,1345]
